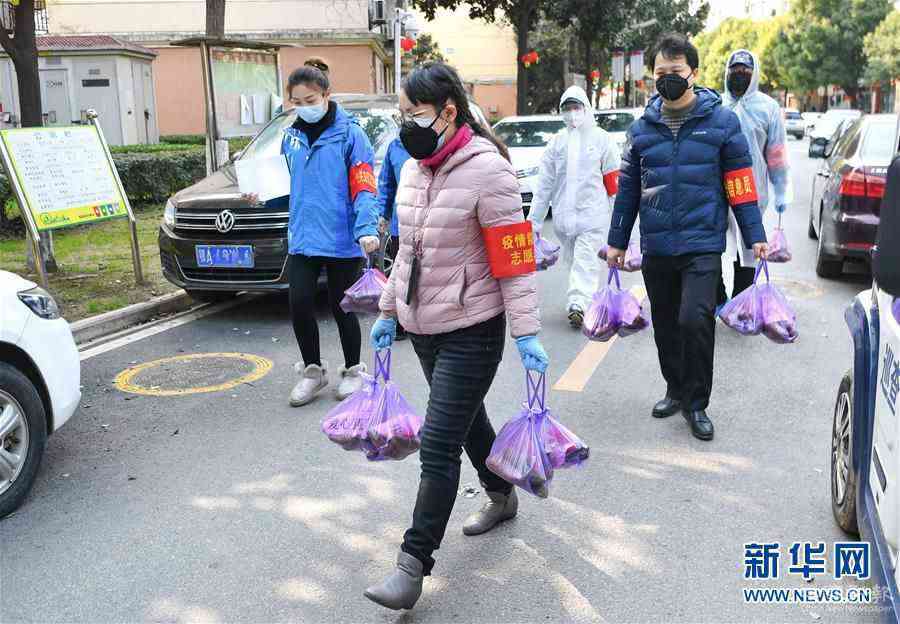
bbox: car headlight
[164,199,176,228]
[17,286,60,320]
[516,167,539,179]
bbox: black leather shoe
[651,396,682,418]
[683,410,714,441]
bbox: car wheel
[815,211,843,278]
[186,290,236,304]
[831,370,859,535]
[0,362,47,519]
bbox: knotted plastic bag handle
[753,258,770,285]
[374,349,391,382]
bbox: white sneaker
[335,363,367,400]
[289,361,329,407]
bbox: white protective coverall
[529,85,621,313]
[722,49,793,268]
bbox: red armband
[349,162,377,201]
[482,222,537,279]
[603,170,619,196]
[724,167,758,206]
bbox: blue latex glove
[515,335,549,373]
[775,203,788,214]
[371,317,397,350]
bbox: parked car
[809,108,863,158]
[158,97,399,300]
[808,114,899,278]
[595,107,643,152]
[831,119,900,618]
[802,111,823,136]
[784,108,805,140]
[492,115,565,214]
[0,271,80,518]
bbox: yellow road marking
[553,285,646,393]
[113,352,273,397]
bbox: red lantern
[400,37,416,52]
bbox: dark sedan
[808,114,900,278]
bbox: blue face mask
[297,102,327,124]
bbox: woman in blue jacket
[376,136,411,339]
[281,61,380,407]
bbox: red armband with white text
[482,222,537,279]
[349,162,377,201]
[724,167,758,206]
[603,170,619,196]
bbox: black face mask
[656,73,690,101]
[727,72,752,97]
[399,114,448,160]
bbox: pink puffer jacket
[379,135,541,338]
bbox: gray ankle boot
[363,552,424,610]
[462,488,518,536]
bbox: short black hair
[649,33,699,71]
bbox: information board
[0,125,127,231]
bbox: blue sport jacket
[281,104,379,258]
[375,138,411,238]
[608,88,767,256]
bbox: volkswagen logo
[215,210,235,233]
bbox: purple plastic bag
[598,241,642,272]
[583,267,649,342]
[719,260,798,344]
[486,373,554,498]
[534,235,561,271]
[340,266,388,315]
[767,228,792,263]
[322,350,423,460]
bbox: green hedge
[113,151,207,205]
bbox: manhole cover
[114,353,272,396]
[772,278,824,300]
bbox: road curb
[71,290,194,345]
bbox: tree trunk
[515,10,530,115]
[206,0,226,39]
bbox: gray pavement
[0,138,884,623]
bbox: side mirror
[874,156,900,297]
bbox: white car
[0,271,80,517]
[595,108,643,153]
[492,115,565,214]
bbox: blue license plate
[195,245,254,268]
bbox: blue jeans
[401,313,511,574]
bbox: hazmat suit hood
[720,48,794,267]
[558,85,597,131]
[723,49,761,105]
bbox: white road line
[78,297,249,362]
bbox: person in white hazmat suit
[528,85,622,328]
[718,49,793,306]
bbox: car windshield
[493,120,564,148]
[236,108,398,164]
[862,121,900,161]
[596,112,636,132]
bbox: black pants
[717,253,756,305]
[401,314,510,575]
[642,254,721,412]
[288,254,362,369]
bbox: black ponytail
[402,62,510,162]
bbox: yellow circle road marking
[113,353,273,396]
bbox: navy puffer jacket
[608,88,767,256]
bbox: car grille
[174,206,289,237]
[181,266,284,283]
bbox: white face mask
[563,108,586,129]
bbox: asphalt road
[1,138,885,624]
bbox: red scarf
[421,123,474,170]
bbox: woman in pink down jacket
[364,63,549,611]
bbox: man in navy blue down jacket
[606,33,768,442]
